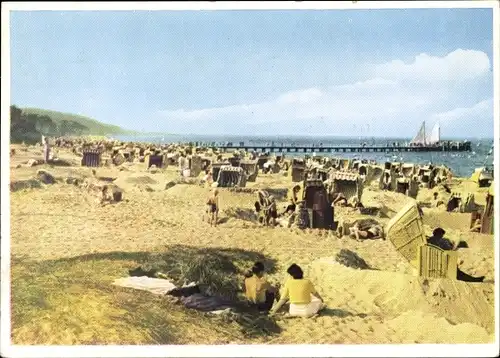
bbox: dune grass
[10,246,280,345]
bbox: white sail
[426,122,440,144]
[410,121,426,145]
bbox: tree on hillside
[10,106,39,142]
[10,105,92,143]
[58,119,88,136]
[34,115,58,135]
[10,105,22,123]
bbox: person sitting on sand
[427,227,455,250]
[269,264,325,318]
[285,185,301,214]
[100,185,112,206]
[331,192,348,207]
[293,201,310,229]
[381,172,392,190]
[470,219,482,233]
[427,227,485,283]
[431,192,445,208]
[349,222,385,241]
[202,169,213,186]
[206,188,220,227]
[243,262,278,312]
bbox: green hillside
[10,105,137,144]
[21,107,132,135]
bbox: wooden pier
[216,142,472,154]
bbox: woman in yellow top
[243,262,277,312]
[269,264,324,318]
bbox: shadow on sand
[319,308,368,319]
[13,245,282,340]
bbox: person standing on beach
[206,188,220,227]
[178,153,187,176]
[266,195,278,226]
[43,136,51,163]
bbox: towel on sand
[113,276,177,295]
[113,277,233,314]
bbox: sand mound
[223,207,258,222]
[422,209,471,232]
[335,249,371,270]
[10,179,43,192]
[385,310,492,343]
[310,257,494,333]
[124,175,158,185]
[48,158,76,167]
[111,173,164,192]
[165,181,177,190]
[362,189,415,217]
[37,170,56,184]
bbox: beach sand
[8,144,496,345]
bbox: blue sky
[10,8,494,137]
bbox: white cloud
[159,49,493,136]
[373,49,491,83]
[432,99,493,123]
[431,99,494,138]
[276,87,323,104]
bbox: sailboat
[426,122,441,146]
[410,121,441,146]
[410,121,427,146]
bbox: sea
[114,134,495,178]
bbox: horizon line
[115,132,493,141]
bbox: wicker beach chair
[239,160,259,182]
[386,202,458,279]
[385,202,427,268]
[418,244,458,279]
[401,163,416,178]
[291,158,306,183]
[216,166,246,188]
[302,179,334,229]
[328,172,363,204]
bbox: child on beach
[243,262,278,312]
[269,264,325,318]
[285,185,301,214]
[202,169,213,187]
[206,188,219,227]
[266,195,278,227]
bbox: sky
[9,8,494,138]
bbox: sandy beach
[8,143,495,345]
